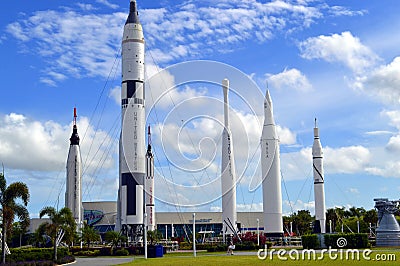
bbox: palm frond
[13,203,30,229]
[0,174,6,195]
[4,182,29,206]
[39,206,56,219]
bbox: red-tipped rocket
[116,0,146,239]
[261,90,283,237]
[145,126,155,231]
[221,78,237,239]
[66,108,83,231]
[313,119,326,233]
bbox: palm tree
[147,230,162,245]
[326,208,337,232]
[80,225,100,249]
[30,222,48,247]
[363,209,378,225]
[104,231,127,254]
[0,172,30,264]
[39,206,75,262]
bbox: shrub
[301,234,319,249]
[75,250,100,256]
[264,242,273,249]
[179,242,191,250]
[206,244,227,252]
[115,249,129,256]
[56,255,75,264]
[6,247,72,262]
[324,233,369,249]
[234,241,257,251]
[71,246,112,256]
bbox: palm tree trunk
[2,214,6,265]
[53,233,58,262]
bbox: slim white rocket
[313,119,326,233]
[221,78,237,237]
[261,90,283,237]
[145,126,155,231]
[66,107,83,231]
[116,0,146,238]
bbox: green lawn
[118,250,400,265]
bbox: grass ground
[118,249,400,265]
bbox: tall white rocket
[116,0,146,237]
[313,119,326,233]
[145,126,155,231]
[221,78,237,236]
[66,107,83,231]
[261,90,283,237]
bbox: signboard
[84,210,104,226]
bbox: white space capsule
[145,126,155,231]
[221,78,237,237]
[116,0,146,237]
[261,90,283,237]
[313,119,326,233]
[66,107,83,231]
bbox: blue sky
[1,0,400,221]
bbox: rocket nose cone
[126,0,140,24]
[265,90,272,104]
[222,78,229,88]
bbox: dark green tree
[39,206,75,261]
[291,210,313,235]
[80,224,100,249]
[147,229,162,245]
[0,172,30,264]
[326,208,337,232]
[363,209,378,225]
[348,206,366,218]
[10,221,26,247]
[30,222,48,247]
[104,231,127,254]
[338,217,367,233]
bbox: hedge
[75,250,100,256]
[324,233,369,249]
[71,246,112,256]
[301,234,320,249]
[6,247,74,264]
[181,241,273,252]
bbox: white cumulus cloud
[299,31,380,74]
[354,57,400,105]
[0,113,115,173]
[267,68,312,92]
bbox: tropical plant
[80,224,100,249]
[39,206,75,261]
[63,225,79,248]
[363,209,378,225]
[147,229,162,245]
[104,231,127,254]
[30,222,49,247]
[0,172,30,264]
[290,210,313,235]
[10,221,26,247]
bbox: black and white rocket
[116,0,146,238]
[145,126,155,231]
[261,90,283,237]
[66,107,83,231]
[221,78,237,238]
[313,119,326,233]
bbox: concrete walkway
[74,257,134,266]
